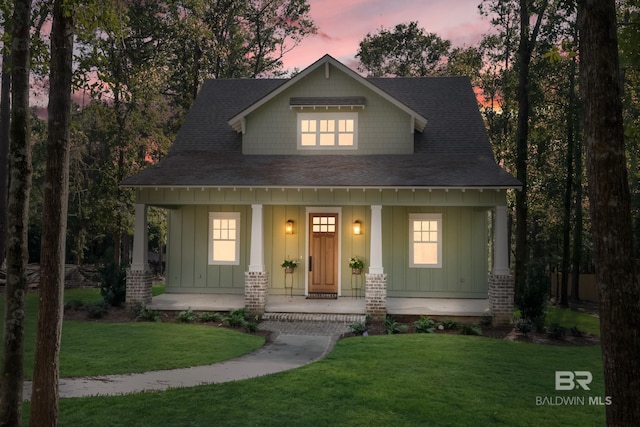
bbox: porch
[146,293,490,321]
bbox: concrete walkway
[22,321,351,400]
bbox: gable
[240,62,417,155]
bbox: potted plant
[281,259,298,273]
[349,256,364,274]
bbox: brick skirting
[245,271,269,315]
[126,269,153,307]
[365,273,387,320]
[488,273,514,326]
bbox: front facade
[122,55,520,324]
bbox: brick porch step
[262,312,366,324]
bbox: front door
[308,213,338,294]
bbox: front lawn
[0,288,265,379]
[50,334,605,427]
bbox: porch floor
[147,293,490,318]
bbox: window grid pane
[298,114,356,148]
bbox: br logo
[555,371,592,391]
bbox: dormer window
[297,113,358,149]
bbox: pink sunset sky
[281,0,493,72]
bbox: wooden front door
[308,213,338,294]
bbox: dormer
[228,55,427,156]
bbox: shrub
[413,316,436,333]
[86,301,109,319]
[226,308,259,332]
[461,323,482,336]
[198,312,224,323]
[384,316,408,335]
[516,260,549,331]
[547,323,566,340]
[176,308,196,323]
[439,319,458,330]
[514,318,535,335]
[137,309,162,323]
[349,321,368,335]
[99,261,127,307]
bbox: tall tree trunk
[0,47,11,266]
[514,0,531,299]
[0,0,33,425]
[570,62,583,305]
[578,1,640,424]
[560,60,577,308]
[29,1,74,424]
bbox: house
[120,54,520,324]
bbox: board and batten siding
[265,205,370,296]
[384,206,489,298]
[165,205,250,293]
[242,63,413,156]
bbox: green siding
[243,64,413,155]
[163,203,488,298]
[165,205,249,294]
[384,206,489,298]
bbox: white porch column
[369,205,384,274]
[493,205,510,276]
[127,203,152,307]
[131,204,148,271]
[248,204,265,272]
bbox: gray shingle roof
[121,65,520,189]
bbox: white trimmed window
[409,213,442,268]
[298,113,358,149]
[209,212,240,265]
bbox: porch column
[489,205,514,326]
[493,205,510,276]
[369,205,383,274]
[366,205,387,320]
[245,204,268,315]
[126,204,152,307]
[248,204,265,272]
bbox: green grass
[47,334,605,427]
[546,305,600,336]
[0,288,264,379]
[6,291,605,426]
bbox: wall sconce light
[285,220,294,235]
[353,220,362,235]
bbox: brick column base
[126,269,153,308]
[365,273,387,321]
[488,273,514,326]
[245,271,269,315]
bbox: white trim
[208,212,241,266]
[305,207,342,296]
[228,55,427,133]
[131,204,148,271]
[492,205,510,275]
[409,213,443,268]
[369,205,384,274]
[297,112,358,150]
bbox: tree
[513,0,549,305]
[578,0,640,424]
[28,0,75,423]
[356,21,451,77]
[0,0,33,424]
[0,1,11,267]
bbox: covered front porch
[147,293,491,320]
